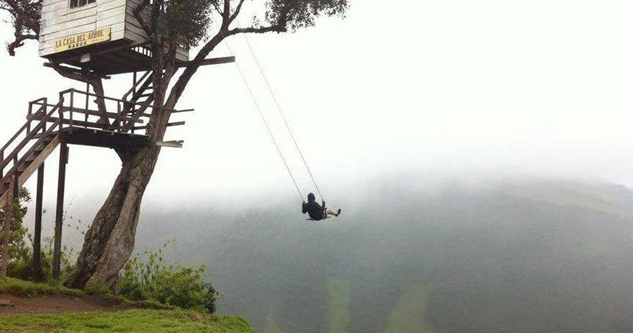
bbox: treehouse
[38,0,189,75]
[2,0,237,281]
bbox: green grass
[0,277,175,310]
[0,309,257,333]
[0,277,83,298]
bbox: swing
[230,34,341,219]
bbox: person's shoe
[337,209,342,216]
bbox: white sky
[2,0,633,214]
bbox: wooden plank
[1,179,13,278]
[59,107,144,123]
[47,117,109,130]
[0,136,60,211]
[52,142,68,280]
[156,140,184,148]
[33,163,45,280]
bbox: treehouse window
[70,0,96,8]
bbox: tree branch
[7,33,37,56]
[228,25,286,35]
[228,0,246,25]
[132,0,152,37]
[47,62,110,125]
[222,0,230,23]
[2,0,41,56]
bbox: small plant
[118,241,218,313]
[0,187,32,270]
[4,191,79,283]
[85,281,111,296]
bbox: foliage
[118,241,219,313]
[9,236,77,282]
[0,277,83,297]
[0,187,76,283]
[0,187,31,270]
[0,309,257,333]
[265,0,349,31]
[0,0,41,55]
[85,281,112,296]
[157,0,214,48]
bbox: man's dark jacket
[303,201,324,221]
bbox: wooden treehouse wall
[39,0,188,61]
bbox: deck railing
[1,88,190,186]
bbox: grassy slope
[0,310,256,333]
[383,283,435,333]
[0,278,173,310]
[0,277,83,297]
[0,278,257,333]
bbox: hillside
[131,177,633,333]
[0,279,256,333]
[0,310,256,333]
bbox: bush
[118,242,218,313]
[1,187,77,282]
[0,187,31,269]
[85,281,111,296]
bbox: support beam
[32,163,45,280]
[1,178,14,278]
[53,143,68,280]
[181,56,236,68]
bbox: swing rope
[226,42,304,201]
[241,34,325,202]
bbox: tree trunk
[65,145,161,290]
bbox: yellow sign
[54,27,111,53]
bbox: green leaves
[118,241,218,313]
[265,0,350,31]
[157,0,215,48]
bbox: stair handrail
[0,101,63,173]
[0,122,31,158]
[0,104,62,188]
[122,71,152,102]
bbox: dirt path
[0,294,133,314]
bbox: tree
[0,188,32,275]
[1,0,349,290]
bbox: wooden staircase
[0,80,191,208]
[0,99,63,207]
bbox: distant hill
[134,177,633,333]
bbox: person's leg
[326,208,341,217]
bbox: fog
[2,0,633,331]
[133,177,633,332]
[3,0,633,208]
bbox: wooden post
[32,163,45,279]
[12,156,19,198]
[1,178,14,278]
[52,143,68,280]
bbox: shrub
[0,187,31,269]
[118,241,218,313]
[1,187,77,282]
[85,281,111,296]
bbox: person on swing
[302,193,341,220]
